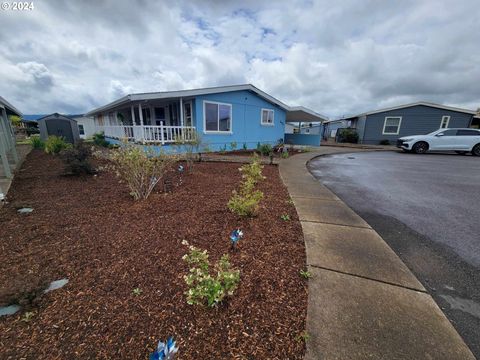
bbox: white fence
[95,124,196,145]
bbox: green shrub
[242,143,248,151]
[228,154,265,217]
[61,141,95,175]
[229,141,237,151]
[379,139,390,145]
[30,135,44,149]
[26,127,40,136]
[281,151,289,159]
[337,129,359,144]
[93,132,109,147]
[107,144,178,200]
[44,136,71,154]
[258,143,273,156]
[175,129,203,171]
[182,242,240,307]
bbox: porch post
[138,103,144,142]
[180,97,184,127]
[131,105,135,125]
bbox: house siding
[194,90,286,151]
[362,105,474,144]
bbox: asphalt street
[309,150,480,358]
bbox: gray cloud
[0,0,478,116]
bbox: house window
[78,124,85,135]
[261,109,274,125]
[440,116,450,129]
[382,116,402,135]
[204,101,232,133]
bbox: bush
[183,242,240,307]
[258,143,273,156]
[26,127,40,136]
[228,154,265,217]
[93,132,109,147]
[44,136,71,154]
[229,141,237,151]
[175,129,203,171]
[30,135,44,149]
[61,141,95,175]
[379,139,391,145]
[107,144,178,200]
[337,128,359,143]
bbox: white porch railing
[95,124,196,145]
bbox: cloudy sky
[0,0,478,117]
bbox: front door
[183,101,193,127]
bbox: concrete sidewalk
[279,147,475,360]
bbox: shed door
[45,119,74,143]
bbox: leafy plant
[61,141,95,175]
[242,143,248,151]
[9,115,21,127]
[93,132,110,147]
[280,214,291,221]
[44,135,71,154]
[106,143,178,200]
[30,135,44,149]
[228,154,265,217]
[22,311,35,322]
[337,128,359,143]
[132,287,142,296]
[175,129,204,171]
[229,141,237,151]
[379,139,391,145]
[182,242,240,307]
[295,331,310,342]
[281,151,289,159]
[299,269,312,279]
[258,143,273,156]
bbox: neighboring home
[37,113,81,144]
[298,123,322,135]
[322,118,353,140]
[0,96,20,180]
[86,84,326,150]
[69,114,95,139]
[326,102,477,145]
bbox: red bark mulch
[0,149,307,359]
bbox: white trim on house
[355,102,476,117]
[382,116,402,135]
[202,100,233,134]
[261,108,274,126]
[440,115,450,129]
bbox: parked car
[397,128,480,155]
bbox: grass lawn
[0,149,307,359]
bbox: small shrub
[182,242,240,307]
[242,143,248,151]
[61,141,95,175]
[379,139,391,145]
[107,144,178,200]
[281,151,289,159]
[295,331,310,342]
[26,127,40,136]
[30,135,44,149]
[337,128,359,143]
[258,143,273,156]
[132,287,142,296]
[299,269,312,279]
[280,214,291,221]
[230,141,237,151]
[93,132,109,147]
[44,136,71,154]
[228,155,265,217]
[175,129,203,171]
[22,311,35,322]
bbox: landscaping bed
[0,149,307,359]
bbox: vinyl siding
[362,105,473,145]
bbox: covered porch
[93,97,195,144]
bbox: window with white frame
[204,101,232,133]
[440,116,450,129]
[261,108,274,125]
[382,116,402,135]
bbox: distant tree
[9,115,21,127]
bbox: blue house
[326,102,476,145]
[86,84,325,151]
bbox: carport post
[0,131,12,178]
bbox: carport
[285,106,328,146]
[0,97,20,179]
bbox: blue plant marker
[150,337,178,360]
[229,229,244,250]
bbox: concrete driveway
[309,151,480,358]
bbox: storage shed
[37,113,80,144]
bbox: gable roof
[355,101,476,117]
[37,113,77,122]
[0,96,22,116]
[86,84,328,122]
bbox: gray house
[331,102,477,145]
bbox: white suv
[397,128,480,155]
